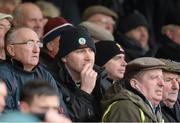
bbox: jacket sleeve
[4,79,19,110]
[0,68,19,110]
[41,70,69,117]
[102,100,141,122]
[63,87,98,122]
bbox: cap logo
[116,43,124,53]
[78,38,86,45]
[116,43,122,49]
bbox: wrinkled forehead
[15,28,39,41]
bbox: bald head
[13,2,44,38]
[6,27,41,71]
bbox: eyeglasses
[11,40,43,48]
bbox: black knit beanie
[58,26,96,58]
[118,12,149,33]
[95,40,124,66]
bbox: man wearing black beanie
[114,11,157,62]
[95,40,127,82]
[55,26,107,122]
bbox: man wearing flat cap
[101,57,165,122]
[0,13,12,60]
[82,5,118,33]
[160,59,180,122]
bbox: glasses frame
[10,39,43,48]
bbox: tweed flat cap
[82,5,118,21]
[159,58,180,74]
[126,57,165,73]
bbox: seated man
[19,79,71,123]
[0,12,13,60]
[82,5,118,33]
[101,57,165,122]
[13,2,44,38]
[0,79,7,115]
[160,59,180,122]
[0,27,66,113]
[155,13,180,62]
[95,40,126,81]
[56,26,108,121]
[95,40,127,92]
[115,12,157,62]
[40,16,73,80]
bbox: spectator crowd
[0,0,180,122]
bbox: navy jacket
[0,59,65,111]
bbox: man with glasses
[0,27,67,114]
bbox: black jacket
[55,64,109,121]
[0,59,60,110]
[161,93,180,122]
[39,52,62,81]
[156,35,180,62]
[115,33,157,62]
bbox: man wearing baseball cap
[0,12,12,60]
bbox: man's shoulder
[0,60,11,74]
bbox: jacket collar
[6,56,38,72]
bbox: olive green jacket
[101,82,163,122]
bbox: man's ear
[19,101,30,113]
[61,57,67,63]
[130,78,140,90]
[6,45,15,56]
[165,29,173,39]
[46,42,53,52]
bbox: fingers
[80,63,97,94]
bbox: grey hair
[5,27,22,45]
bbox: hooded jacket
[101,81,163,122]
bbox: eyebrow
[26,39,41,42]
